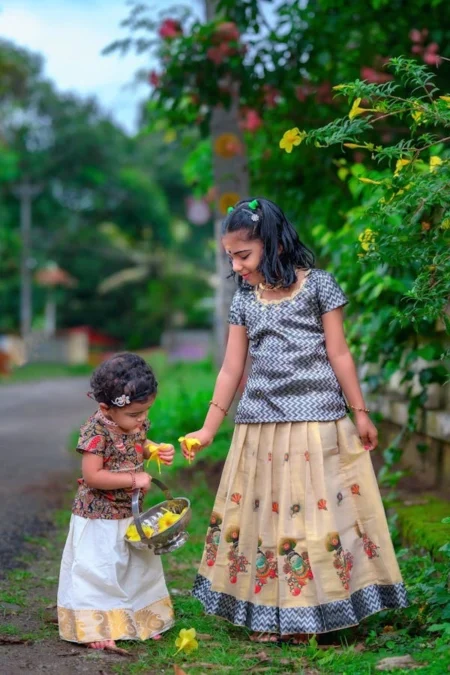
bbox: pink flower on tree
[262,85,279,108]
[240,108,263,133]
[360,67,393,84]
[409,28,423,43]
[158,18,182,40]
[149,70,160,87]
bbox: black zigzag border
[192,574,408,635]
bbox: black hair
[222,197,315,287]
[89,352,158,407]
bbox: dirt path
[0,377,95,571]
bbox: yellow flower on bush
[359,177,383,185]
[439,96,450,105]
[359,228,376,252]
[394,158,411,176]
[349,98,377,120]
[175,627,198,655]
[429,156,442,172]
[279,128,307,153]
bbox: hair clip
[112,394,131,407]
[227,206,234,213]
[248,199,259,210]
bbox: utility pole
[205,0,250,362]
[11,181,42,341]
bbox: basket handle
[131,477,174,540]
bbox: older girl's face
[222,230,264,286]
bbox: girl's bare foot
[282,633,311,644]
[250,632,279,643]
[88,640,117,650]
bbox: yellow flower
[394,158,411,176]
[358,177,383,185]
[333,84,348,91]
[358,228,376,252]
[125,523,155,541]
[349,98,376,120]
[429,156,442,172]
[146,442,164,474]
[441,218,450,230]
[175,627,198,655]
[178,436,201,464]
[279,127,307,154]
[439,96,450,105]
[411,107,424,123]
[218,192,240,215]
[158,510,182,532]
[344,143,367,149]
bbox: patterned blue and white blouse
[228,269,348,424]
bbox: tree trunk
[205,1,250,364]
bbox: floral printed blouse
[72,410,149,520]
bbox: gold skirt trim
[58,596,174,643]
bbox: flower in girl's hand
[178,436,201,464]
[146,442,163,474]
[175,627,198,655]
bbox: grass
[108,357,450,674]
[1,356,448,673]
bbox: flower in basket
[157,508,187,533]
[126,523,155,541]
[175,627,198,655]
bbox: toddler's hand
[179,428,214,462]
[135,472,152,493]
[158,443,175,466]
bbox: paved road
[0,377,96,571]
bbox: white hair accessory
[112,394,131,407]
[251,213,259,222]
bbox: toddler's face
[100,395,156,434]
[222,230,264,286]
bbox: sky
[0,0,193,133]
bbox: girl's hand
[135,472,152,493]
[355,412,378,451]
[180,429,214,461]
[158,443,175,466]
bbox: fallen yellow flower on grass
[175,627,198,655]
[279,127,307,154]
[178,436,201,464]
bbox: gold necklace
[258,281,283,291]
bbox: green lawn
[113,358,450,674]
[2,356,448,674]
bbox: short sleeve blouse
[72,411,149,520]
[228,269,348,423]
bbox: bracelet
[209,400,228,416]
[349,405,370,413]
[129,471,136,490]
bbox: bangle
[129,471,136,490]
[209,400,228,416]
[349,405,370,413]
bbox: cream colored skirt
[192,417,408,635]
[58,515,174,643]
